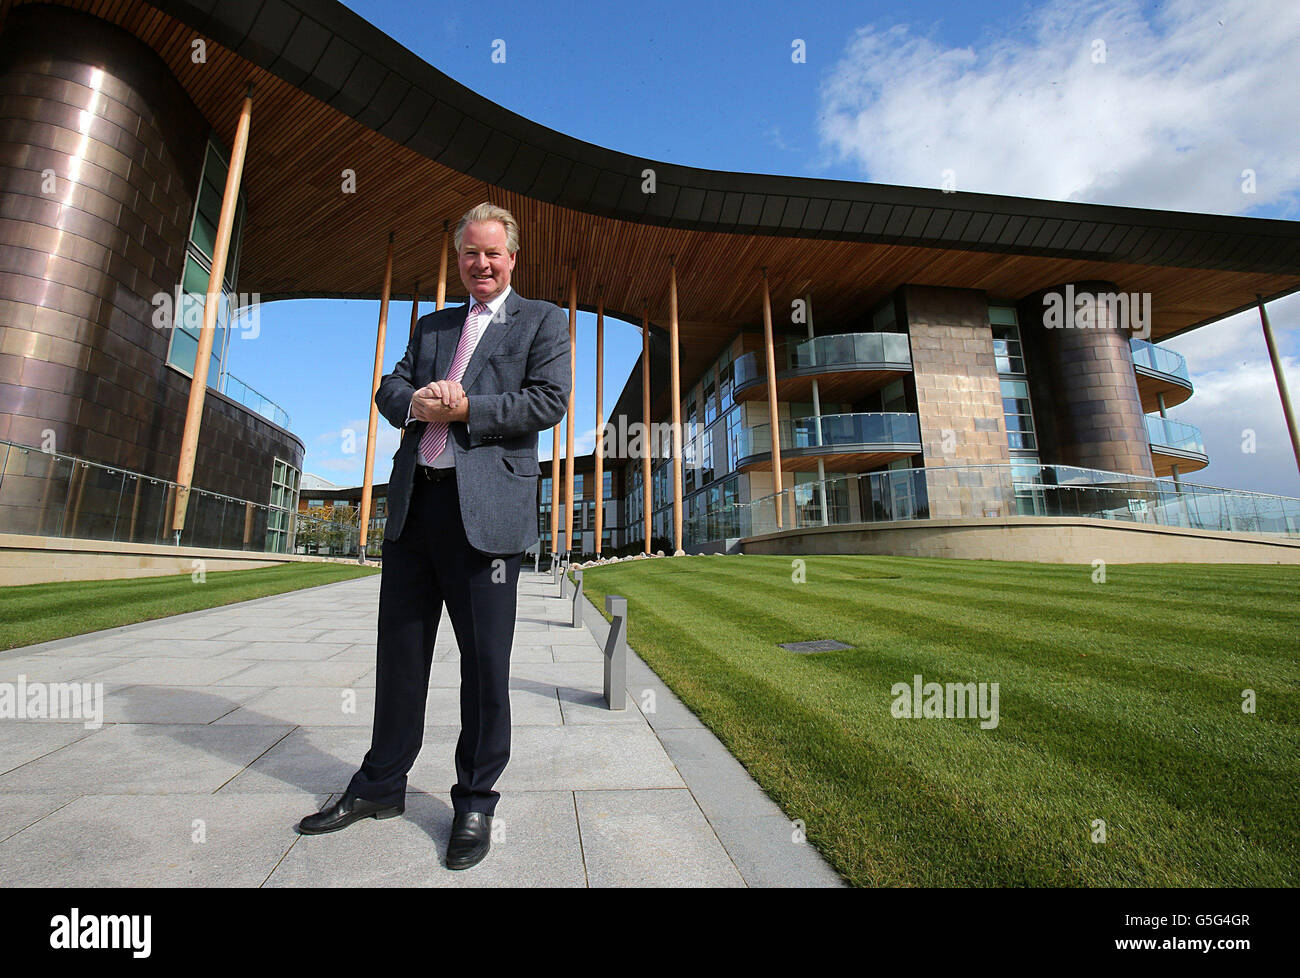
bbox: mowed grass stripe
[578,556,1299,886]
[603,574,1267,885]
[808,555,1300,641]
[0,562,382,651]
[637,567,1297,805]
[809,554,1300,618]
[799,577,1300,714]
[624,558,1298,711]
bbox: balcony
[736,412,922,472]
[1131,338,1193,412]
[733,332,912,403]
[680,463,1300,549]
[222,372,292,430]
[1144,414,1208,476]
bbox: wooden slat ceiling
[1135,372,1194,414]
[6,0,1300,417]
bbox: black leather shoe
[445,812,492,869]
[296,791,404,835]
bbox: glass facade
[267,456,300,553]
[990,306,1039,458]
[167,139,246,389]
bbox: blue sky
[231,0,1300,496]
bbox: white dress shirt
[408,285,513,468]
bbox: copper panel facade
[0,5,303,538]
[1017,281,1157,477]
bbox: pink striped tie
[419,301,488,464]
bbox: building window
[603,470,613,499]
[267,457,300,553]
[795,471,849,525]
[719,352,735,413]
[703,368,717,427]
[168,139,246,387]
[1000,379,1037,452]
[725,406,742,472]
[990,308,1025,375]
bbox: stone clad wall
[903,285,1009,516]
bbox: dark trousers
[347,468,522,814]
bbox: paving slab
[265,790,585,887]
[0,569,844,886]
[0,792,320,886]
[0,723,294,794]
[574,788,744,888]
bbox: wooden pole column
[761,269,783,529]
[593,290,605,556]
[641,302,652,555]
[436,221,449,310]
[408,280,421,341]
[550,283,563,559]
[359,231,395,560]
[1258,295,1300,475]
[563,264,578,557]
[172,84,253,539]
[400,280,421,446]
[550,423,562,556]
[807,291,828,526]
[669,259,683,554]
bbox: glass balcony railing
[0,438,354,555]
[1144,415,1206,456]
[733,332,912,390]
[788,332,912,369]
[678,462,1300,548]
[1130,338,1190,384]
[222,372,292,430]
[737,413,921,462]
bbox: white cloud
[1165,294,1300,496]
[817,0,1300,497]
[305,416,400,486]
[541,424,601,463]
[817,0,1300,214]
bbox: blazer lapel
[458,289,521,392]
[431,303,465,384]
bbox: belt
[415,465,455,483]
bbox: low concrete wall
[0,533,373,586]
[741,517,1300,564]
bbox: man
[297,202,571,870]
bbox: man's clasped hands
[411,380,468,423]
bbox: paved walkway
[0,568,842,887]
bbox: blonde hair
[455,202,520,254]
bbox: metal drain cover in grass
[780,639,853,654]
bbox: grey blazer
[377,288,571,554]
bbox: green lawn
[0,561,381,651]
[575,555,1300,887]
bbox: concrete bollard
[572,568,584,628]
[603,595,627,711]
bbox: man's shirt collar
[474,285,512,319]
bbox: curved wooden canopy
[7,0,1300,404]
